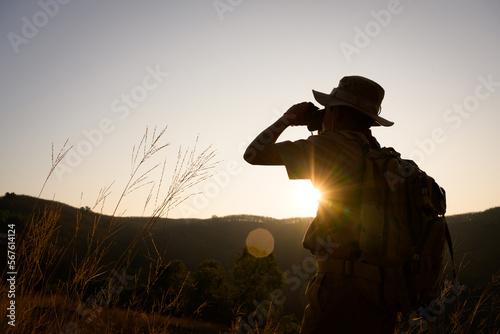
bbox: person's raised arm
[243,102,313,165]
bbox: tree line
[84,247,286,327]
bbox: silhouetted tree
[155,259,192,315]
[230,247,284,315]
[188,259,231,323]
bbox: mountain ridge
[1,193,499,286]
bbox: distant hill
[444,208,500,288]
[0,193,312,267]
[1,193,499,317]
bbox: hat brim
[312,90,394,127]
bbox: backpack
[341,131,455,312]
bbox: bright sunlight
[295,181,321,215]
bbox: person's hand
[283,102,318,126]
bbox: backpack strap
[316,258,382,283]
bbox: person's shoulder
[312,131,357,144]
[313,131,368,154]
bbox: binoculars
[305,106,325,132]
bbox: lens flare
[246,228,274,258]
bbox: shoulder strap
[336,130,372,151]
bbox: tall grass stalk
[0,127,217,333]
[395,253,500,334]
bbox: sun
[295,181,321,215]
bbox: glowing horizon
[1,1,499,219]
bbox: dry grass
[395,257,500,334]
[1,293,226,333]
[0,127,220,333]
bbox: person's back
[244,76,398,333]
[275,129,365,256]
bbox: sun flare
[295,182,321,215]
[246,228,275,258]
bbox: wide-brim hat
[312,75,394,127]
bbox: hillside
[0,194,312,269]
[444,208,500,287]
[1,193,499,320]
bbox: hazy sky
[1,0,499,219]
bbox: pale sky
[1,0,499,219]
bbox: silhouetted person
[244,76,397,334]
